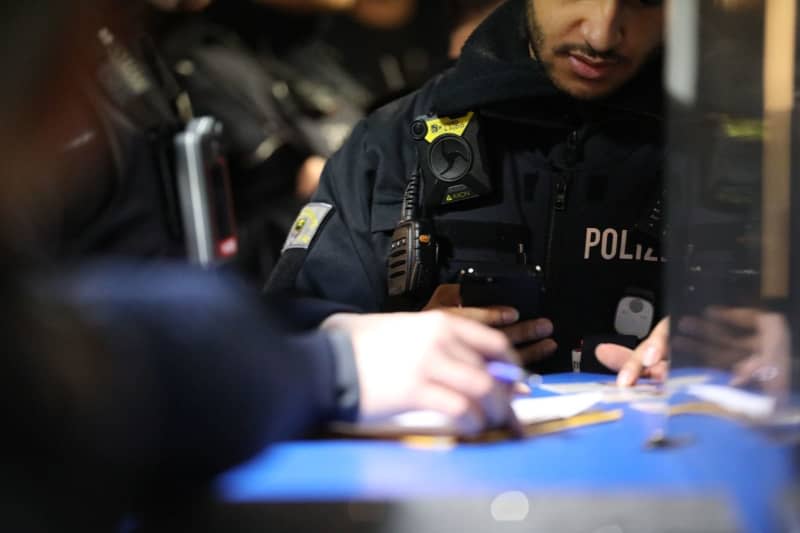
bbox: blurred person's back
[0,7,131,530]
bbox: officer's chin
[557,77,627,101]
[551,66,631,101]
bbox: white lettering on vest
[601,229,618,260]
[619,230,634,260]
[583,227,666,263]
[584,228,601,259]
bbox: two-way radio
[387,169,438,297]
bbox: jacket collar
[433,0,664,123]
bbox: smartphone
[459,266,543,320]
[174,117,239,266]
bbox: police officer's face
[528,0,665,99]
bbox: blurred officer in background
[0,2,520,531]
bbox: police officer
[268,0,668,377]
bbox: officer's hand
[329,311,519,435]
[423,284,558,366]
[595,318,670,387]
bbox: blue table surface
[216,370,797,533]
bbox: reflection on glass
[657,3,800,489]
[673,308,791,398]
[665,0,797,405]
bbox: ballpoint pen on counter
[486,361,543,391]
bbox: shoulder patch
[282,202,334,253]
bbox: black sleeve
[44,262,347,480]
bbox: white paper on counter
[333,392,603,436]
[511,392,603,424]
[539,374,711,403]
[686,384,776,419]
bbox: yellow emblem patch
[282,202,333,253]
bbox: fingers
[423,283,521,327]
[443,313,519,364]
[730,356,764,387]
[481,384,515,429]
[443,336,486,368]
[421,326,517,430]
[595,343,635,372]
[597,318,670,387]
[442,305,520,327]
[501,318,553,345]
[649,317,670,346]
[517,338,558,364]
[425,352,495,401]
[514,382,532,395]
[615,350,645,387]
[413,384,486,436]
[616,340,669,387]
[423,284,462,310]
[642,360,669,381]
[595,341,669,387]
[319,312,361,332]
[421,345,516,431]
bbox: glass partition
[666,0,798,399]
[665,3,799,527]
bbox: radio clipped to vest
[411,111,492,211]
[387,170,438,297]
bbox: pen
[486,361,543,390]
[486,361,530,439]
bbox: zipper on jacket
[544,129,579,284]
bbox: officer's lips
[566,53,623,81]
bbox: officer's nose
[580,0,625,53]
